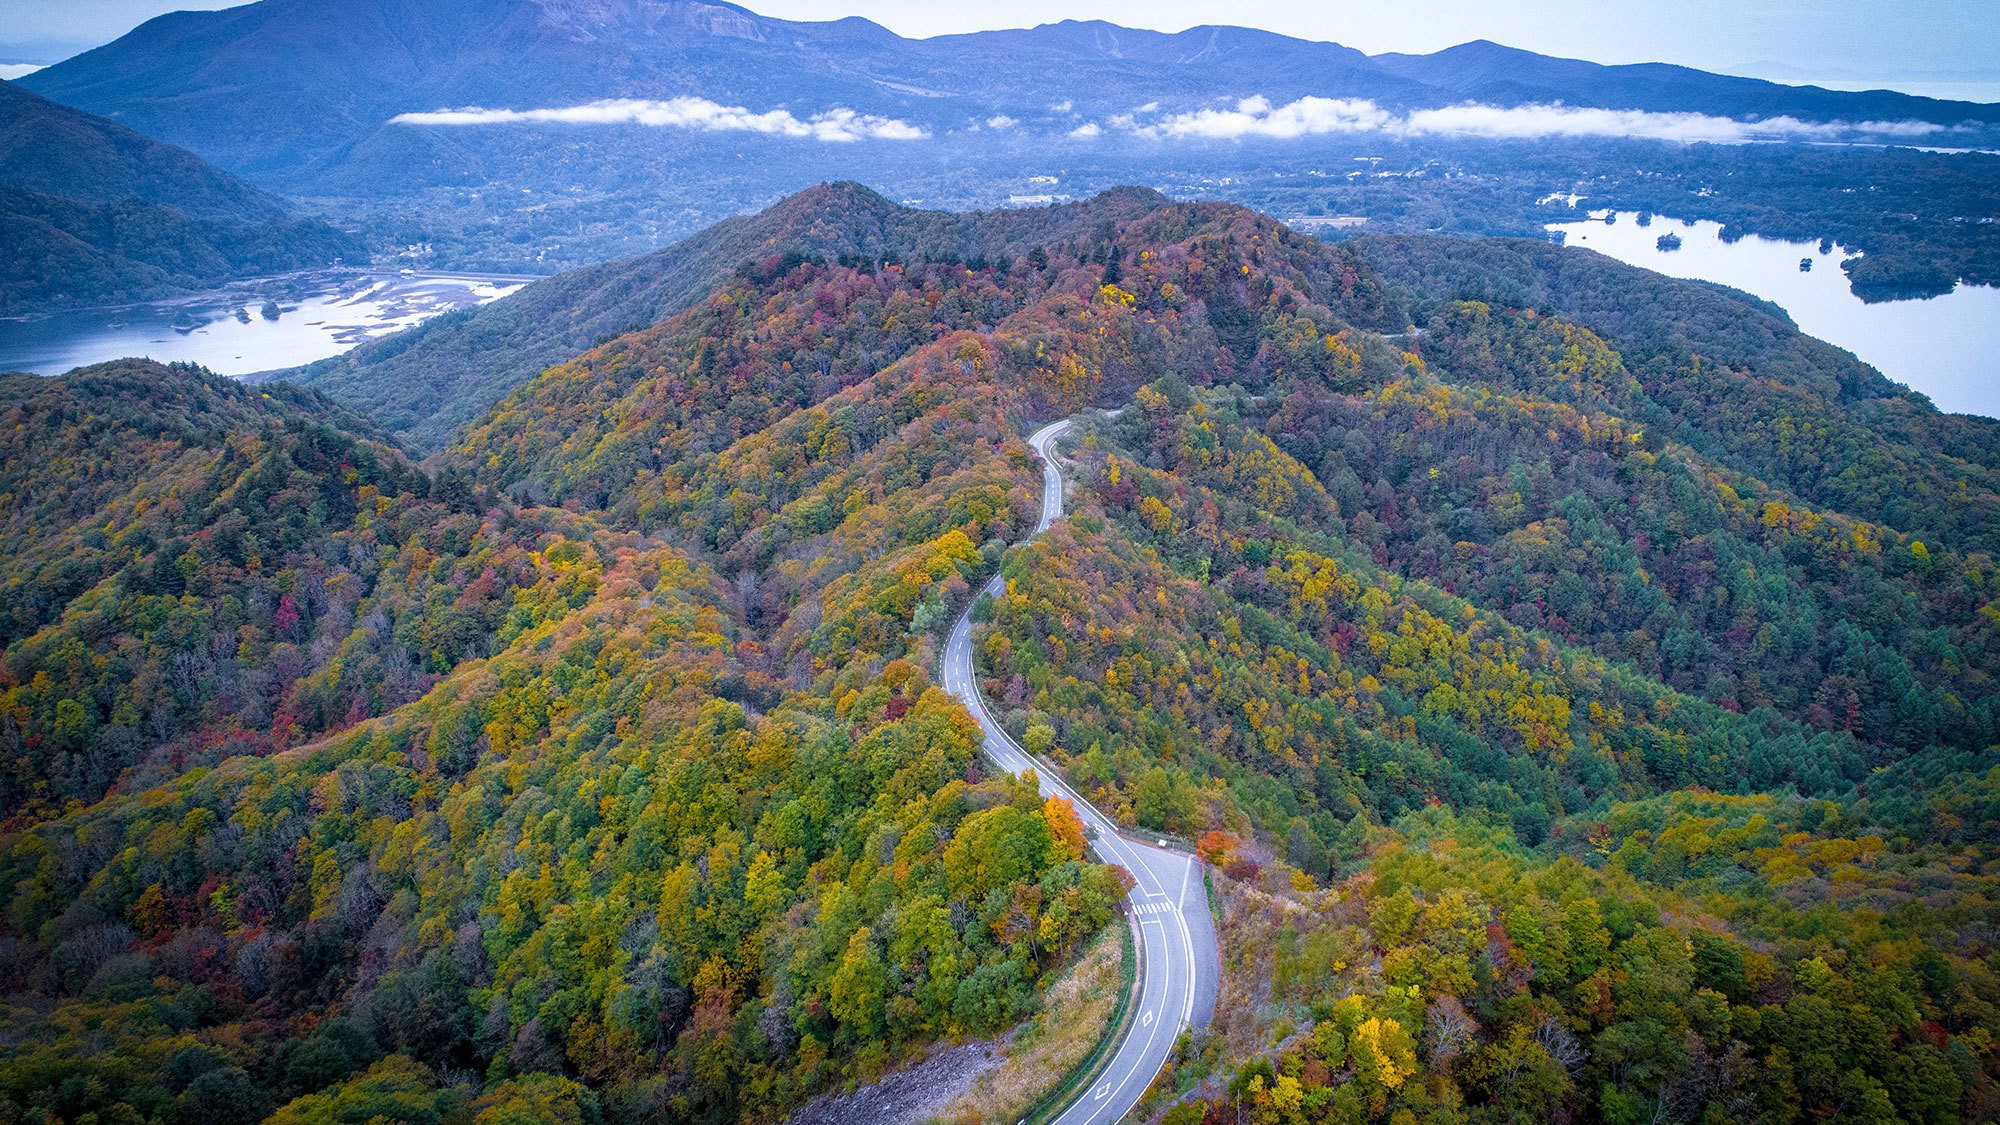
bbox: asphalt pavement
[939,418,1220,1125]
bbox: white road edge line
[953,418,1205,1125]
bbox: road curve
[942,419,1220,1125]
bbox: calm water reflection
[0,269,531,378]
[1547,210,2000,418]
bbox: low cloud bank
[392,96,928,141]
[390,92,1945,146]
[1127,95,1946,143]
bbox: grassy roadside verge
[931,915,1139,1125]
[1022,914,1141,1125]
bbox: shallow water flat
[0,269,531,378]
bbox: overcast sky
[5,0,1996,86]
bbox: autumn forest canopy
[0,183,1997,1124]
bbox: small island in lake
[1657,232,1683,251]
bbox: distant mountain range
[0,79,364,313]
[20,0,1997,205]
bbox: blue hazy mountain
[0,79,364,312]
[20,0,1996,200]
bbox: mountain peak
[528,0,767,41]
[778,180,900,210]
[753,181,904,234]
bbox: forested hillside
[0,240,1178,1120]
[1,188,1995,1124]
[0,81,364,313]
[0,362,477,818]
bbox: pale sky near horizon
[4,0,1996,87]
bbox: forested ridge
[293,183,1190,451]
[0,186,1996,1124]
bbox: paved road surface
[941,419,1220,1125]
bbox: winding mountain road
[941,419,1220,1125]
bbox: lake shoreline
[1548,208,2000,418]
[0,267,534,378]
[0,266,548,324]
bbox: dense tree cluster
[1264,303,2000,750]
[0,537,1119,1120]
[0,185,366,313]
[0,364,536,820]
[1169,794,1997,1125]
[1352,234,2000,556]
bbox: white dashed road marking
[942,418,1216,1125]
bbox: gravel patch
[783,1038,1008,1125]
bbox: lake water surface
[1546,210,2000,417]
[0,269,532,379]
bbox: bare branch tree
[1425,996,1479,1064]
[1536,1016,1586,1075]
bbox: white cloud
[1136,96,1393,139]
[1050,100,1073,113]
[388,92,1948,148]
[1129,95,1947,144]
[391,97,928,141]
[0,63,44,80]
[1399,103,1941,143]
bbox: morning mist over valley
[0,1,1997,1123]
